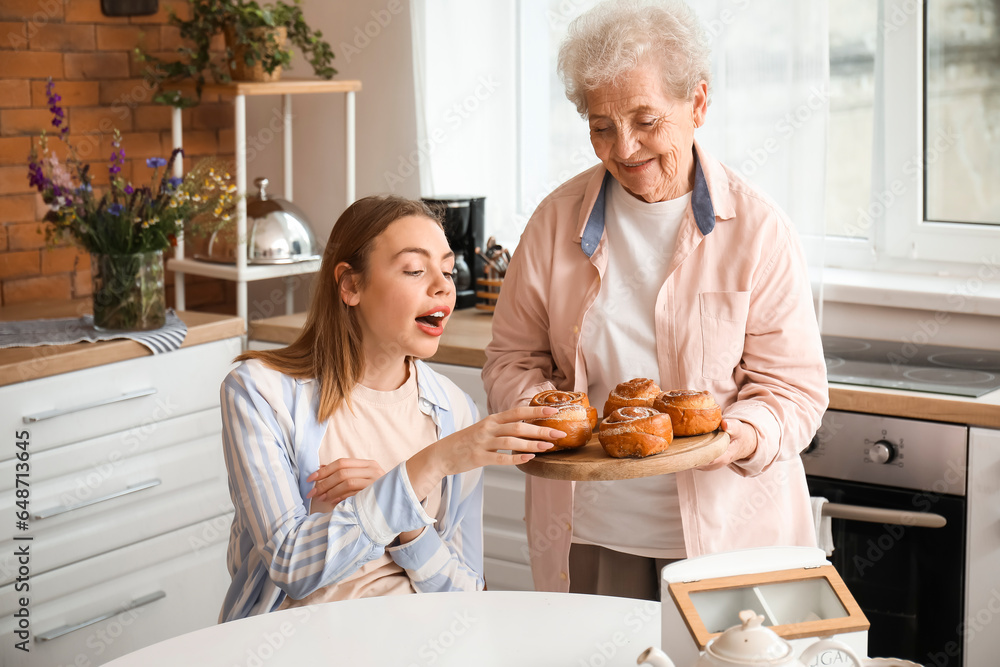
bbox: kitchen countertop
[0,299,244,386]
[249,309,1000,430]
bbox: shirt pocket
[699,291,751,381]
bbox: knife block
[476,277,502,312]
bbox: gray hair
[558,0,713,117]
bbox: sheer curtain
[409,0,518,245]
[690,0,830,319]
[412,0,829,314]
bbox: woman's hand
[697,418,758,471]
[306,458,386,506]
[405,405,565,500]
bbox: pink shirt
[482,143,828,592]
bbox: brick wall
[0,0,236,313]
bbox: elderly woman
[482,0,828,600]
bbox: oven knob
[870,440,897,464]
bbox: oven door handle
[822,502,947,528]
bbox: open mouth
[416,312,445,327]
[415,307,450,333]
[622,158,654,168]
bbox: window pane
[518,0,601,221]
[826,0,877,239]
[925,0,1000,225]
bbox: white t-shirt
[573,180,691,559]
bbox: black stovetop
[822,335,1000,398]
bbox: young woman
[218,196,562,621]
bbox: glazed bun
[652,390,722,437]
[603,378,662,418]
[529,390,598,429]
[598,407,673,458]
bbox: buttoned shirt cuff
[386,522,451,581]
[353,462,435,546]
[722,401,781,477]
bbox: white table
[103,591,662,667]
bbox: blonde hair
[235,195,441,421]
[558,0,712,117]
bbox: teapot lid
[706,610,792,664]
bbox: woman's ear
[692,80,708,128]
[334,262,360,306]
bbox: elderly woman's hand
[697,419,758,471]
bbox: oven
[803,334,1000,666]
[803,409,968,665]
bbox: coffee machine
[421,195,485,310]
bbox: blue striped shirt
[218,358,484,622]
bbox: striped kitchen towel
[0,309,187,355]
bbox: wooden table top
[0,300,244,386]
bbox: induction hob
[822,335,1000,398]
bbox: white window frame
[824,0,1000,275]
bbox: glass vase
[91,250,166,331]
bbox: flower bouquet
[27,80,238,331]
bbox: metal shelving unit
[166,79,361,338]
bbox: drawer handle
[34,479,162,520]
[35,591,166,643]
[823,502,947,528]
[22,388,158,423]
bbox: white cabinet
[0,516,231,667]
[965,427,1000,666]
[0,337,240,665]
[426,361,534,591]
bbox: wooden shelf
[168,77,358,348]
[163,78,362,97]
[167,258,322,282]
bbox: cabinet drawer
[1,338,240,460]
[484,524,530,565]
[0,409,220,492]
[483,556,534,592]
[0,515,232,667]
[0,461,232,587]
[483,466,525,524]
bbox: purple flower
[146,157,167,169]
[125,184,134,195]
[45,78,67,138]
[167,176,183,189]
[27,160,47,191]
[108,203,123,216]
[109,134,125,179]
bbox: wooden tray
[517,430,729,481]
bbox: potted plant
[138,0,337,108]
[27,80,238,331]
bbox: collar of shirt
[293,359,451,417]
[577,141,730,258]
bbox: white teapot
[637,609,864,667]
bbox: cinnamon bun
[597,406,673,458]
[527,390,596,450]
[529,390,598,429]
[603,378,661,418]
[652,390,722,437]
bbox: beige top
[279,362,441,608]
